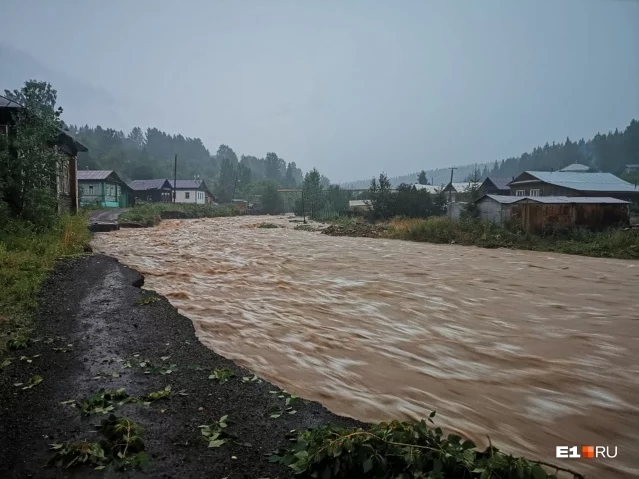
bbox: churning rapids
[92,216,639,478]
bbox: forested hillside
[69,125,307,202]
[344,119,639,187]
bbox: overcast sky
[2,0,638,181]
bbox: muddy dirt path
[92,216,639,478]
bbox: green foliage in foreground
[49,415,149,471]
[271,416,581,479]
[118,203,243,226]
[0,214,91,350]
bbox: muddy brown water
[92,216,639,478]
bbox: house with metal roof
[1,94,89,213]
[128,179,173,203]
[476,194,630,231]
[170,179,216,204]
[78,170,132,207]
[508,171,639,202]
[479,177,512,196]
[559,163,592,172]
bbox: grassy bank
[0,214,91,353]
[326,217,639,259]
[119,203,243,227]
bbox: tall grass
[0,214,91,351]
[119,203,243,226]
[380,217,639,259]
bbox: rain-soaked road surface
[92,216,639,478]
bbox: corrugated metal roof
[518,171,638,192]
[77,170,113,180]
[349,200,372,208]
[479,195,521,204]
[129,179,171,191]
[521,196,630,204]
[171,179,203,189]
[559,163,591,172]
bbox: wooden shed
[511,197,629,233]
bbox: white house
[171,180,215,204]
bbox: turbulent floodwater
[92,216,639,478]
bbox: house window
[0,125,7,137]
[89,185,94,194]
[147,195,153,201]
[515,190,526,196]
[529,189,540,197]
[185,192,190,199]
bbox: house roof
[0,95,22,108]
[412,184,442,193]
[520,196,630,204]
[77,170,114,180]
[483,177,512,190]
[478,194,629,205]
[128,179,172,191]
[444,182,480,192]
[349,200,372,208]
[559,163,591,172]
[512,171,638,193]
[478,195,522,204]
[171,179,204,189]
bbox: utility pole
[173,154,178,204]
[301,189,306,224]
[448,167,457,204]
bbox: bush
[119,203,242,226]
[270,415,575,479]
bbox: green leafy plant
[270,413,583,479]
[199,415,232,448]
[49,415,149,471]
[209,368,235,384]
[14,374,43,390]
[7,335,31,350]
[69,388,133,415]
[135,295,157,305]
[268,389,301,417]
[242,374,262,384]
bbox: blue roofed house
[508,170,639,202]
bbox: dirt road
[92,216,639,479]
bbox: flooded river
[92,216,639,478]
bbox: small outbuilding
[349,199,372,215]
[476,195,630,232]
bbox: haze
[2,0,638,182]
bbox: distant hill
[341,163,487,188]
[0,43,125,130]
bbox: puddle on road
[93,216,639,478]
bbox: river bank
[0,254,362,478]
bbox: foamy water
[92,216,639,478]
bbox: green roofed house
[78,170,132,207]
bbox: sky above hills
[1,0,638,182]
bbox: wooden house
[78,170,132,207]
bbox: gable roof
[482,177,512,190]
[511,171,638,193]
[77,170,114,181]
[128,179,172,191]
[171,179,204,189]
